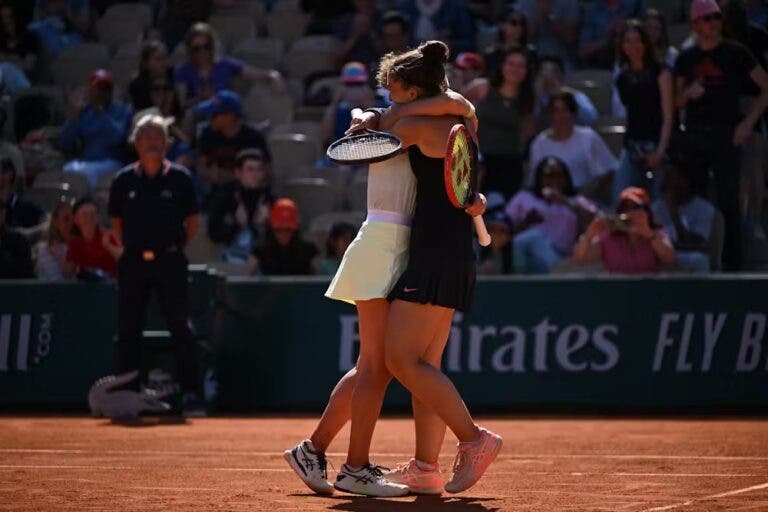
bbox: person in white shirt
[35,202,76,280]
[529,89,618,199]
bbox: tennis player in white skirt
[284,92,477,497]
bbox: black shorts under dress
[387,146,476,312]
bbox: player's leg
[115,255,150,391]
[308,367,356,453]
[334,299,408,497]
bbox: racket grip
[473,215,491,247]
[351,108,363,118]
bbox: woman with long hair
[129,39,182,117]
[173,22,284,106]
[466,47,536,200]
[644,8,680,66]
[612,19,674,202]
[483,10,536,78]
[35,201,76,280]
[283,46,477,496]
[67,197,121,278]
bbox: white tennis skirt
[325,220,411,305]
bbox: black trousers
[677,129,743,271]
[115,250,200,394]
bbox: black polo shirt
[108,161,199,253]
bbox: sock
[415,459,438,471]
[305,439,318,454]
[343,463,364,473]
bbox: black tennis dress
[388,146,476,312]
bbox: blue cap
[196,89,242,117]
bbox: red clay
[1,416,767,511]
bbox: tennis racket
[444,123,491,247]
[327,109,402,165]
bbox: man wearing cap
[323,62,381,142]
[60,69,133,187]
[675,0,768,270]
[196,89,271,192]
[108,113,202,412]
[251,198,317,276]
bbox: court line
[2,448,767,461]
[643,481,768,511]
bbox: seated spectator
[129,40,182,117]
[67,196,121,278]
[0,108,26,186]
[26,0,86,57]
[506,156,598,274]
[483,9,538,78]
[449,52,486,97]
[468,47,535,200]
[0,198,33,278]
[398,0,476,53]
[645,8,680,67]
[529,89,618,199]
[60,69,132,188]
[250,198,317,276]
[0,157,44,231]
[534,55,599,129]
[516,0,580,71]
[579,0,645,69]
[302,0,355,35]
[572,186,676,274]
[195,90,271,192]
[35,201,76,280]
[651,161,715,273]
[317,222,357,275]
[208,148,274,262]
[379,10,412,55]
[174,22,285,106]
[323,62,383,145]
[478,208,514,275]
[0,61,31,95]
[333,0,382,69]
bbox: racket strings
[450,134,472,205]
[328,135,400,162]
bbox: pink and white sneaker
[385,458,443,495]
[444,426,503,493]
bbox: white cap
[129,107,175,143]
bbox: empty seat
[232,37,285,69]
[283,36,339,80]
[104,3,152,28]
[266,9,309,45]
[596,124,625,159]
[95,15,144,52]
[209,14,256,51]
[345,172,368,211]
[269,133,322,185]
[34,170,90,197]
[271,120,323,144]
[51,43,110,87]
[244,84,294,128]
[279,177,341,226]
[24,184,78,212]
[110,42,141,87]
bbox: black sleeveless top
[616,63,664,142]
[387,146,476,312]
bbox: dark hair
[325,222,357,257]
[139,39,168,75]
[533,156,576,198]
[71,196,97,237]
[722,0,750,46]
[616,19,658,69]
[377,40,449,97]
[500,9,528,46]
[644,8,670,50]
[0,156,15,183]
[547,88,578,115]
[48,201,73,245]
[381,10,411,34]
[490,47,535,115]
[235,148,266,168]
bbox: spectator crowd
[2,0,768,280]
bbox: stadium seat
[271,120,323,145]
[50,43,111,88]
[305,75,340,107]
[345,171,368,211]
[24,183,78,212]
[283,36,339,80]
[34,170,90,198]
[244,84,294,128]
[266,8,309,45]
[279,177,341,226]
[209,14,256,52]
[95,13,145,53]
[185,214,224,264]
[103,3,152,29]
[596,123,625,158]
[269,133,322,185]
[110,42,141,87]
[565,68,614,116]
[232,37,285,70]
[307,210,365,252]
[170,42,187,66]
[667,23,691,48]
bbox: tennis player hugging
[284,40,502,498]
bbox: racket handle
[473,215,491,247]
[351,108,363,118]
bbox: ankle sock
[415,459,438,471]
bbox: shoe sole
[444,435,503,494]
[333,481,410,497]
[283,449,334,496]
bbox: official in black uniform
[108,113,201,404]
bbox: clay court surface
[1,416,767,511]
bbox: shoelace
[352,463,388,484]
[451,449,467,475]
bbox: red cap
[89,69,113,88]
[690,0,721,20]
[454,52,485,72]
[270,198,299,230]
[619,187,650,207]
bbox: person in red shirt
[67,197,122,277]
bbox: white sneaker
[444,426,503,493]
[283,440,334,495]
[334,463,410,497]
[385,458,443,495]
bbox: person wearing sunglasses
[674,0,768,271]
[174,22,285,107]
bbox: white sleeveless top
[366,152,416,224]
